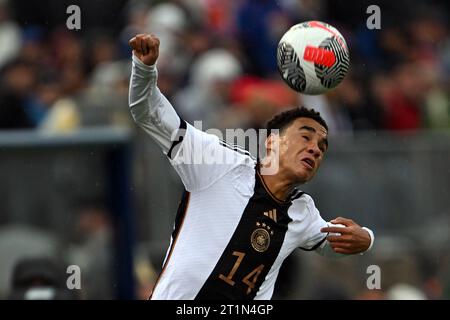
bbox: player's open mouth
[301,158,315,170]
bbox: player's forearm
[129,54,159,114]
[129,54,181,153]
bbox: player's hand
[129,34,160,66]
[320,217,371,254]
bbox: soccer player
[129,34,374,300]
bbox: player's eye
[302,135,310,141]
[318,143,326,153]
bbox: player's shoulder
[291,190,314,203]
[218,139,257,164]
[291,191,320,216]
[186,123,257,163]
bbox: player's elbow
[129,105,150,128]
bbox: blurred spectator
[145,2,189,72]
[133,244,158,300]
[280,0,326,22]
[0,0,446,132]
[29,72,62,126]
[19,26,47,65]
[118,0,150,58]
[386,283,427,300]
[421,63,450,129]
[330,75,378,130]
[229,75,298,129]
[0,224,59,298]
[86,32,119,71]
[0,0,21,69]
[0,59,37,129]
[174,48,243,128]
[0,0,449,301]
[67,200,114,299]
[7,257,79,300]
[39,98,80,132]
[382,63,427,131]
[78,58,130,127]
[301,93,353,135]
[50,29,87,96]
[236,0,291,77]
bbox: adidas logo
[263,209,277,223]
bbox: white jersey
[129,55,374,300]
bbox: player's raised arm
[128,34,181,153]
[128,34,253,192]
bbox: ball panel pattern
[277,42,306,92]
[314,36,350,89]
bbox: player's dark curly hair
[266,106,328,135]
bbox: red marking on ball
[303,46,336,67]
[308,21,347,50]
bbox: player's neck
[260,173,295,202]
[259,159,295,202]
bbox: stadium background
[0,0,449,299]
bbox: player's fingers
[135,33,148,44]
[330,217,355,226]
[330,241,352,249]
[321,226,351,234]
[138,34,152,52]
[148,35,160,55]
[152,35,160,47]
[144,35,155,55]
[327,235,352,242]
[129,37,138,50]
[140,37,148,55]
[134,36,144,54]
[332,247,352,254]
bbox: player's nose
[306,142,321,157]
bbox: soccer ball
[277,21,350,95]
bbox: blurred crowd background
[0,0,449,300]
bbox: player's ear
[265,132,279,153]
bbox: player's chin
[295,168,314,184]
